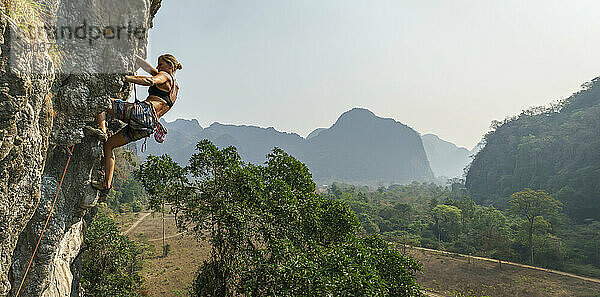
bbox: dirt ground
[118,211,208,297]
[407,248,600,297]
[117,212,600,297]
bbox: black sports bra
[148,72,175,107]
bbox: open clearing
[117,211,207,297]
[407,247,600,297]
[117,211,600,297]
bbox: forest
[328,181,600,278]
[80,141,424,297]
[466,77,600,222]
[77,75,600,295]
[79,146,600,297]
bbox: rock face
[0,1,161,296]
[0,12,55,296]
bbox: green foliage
[134,154,186,212]
[241,236,422,296]
[508,188,562,222]
[508,188,562,265]
[106,178,146,213]
[332,182,600,277]
[470,206,511,259]
[466,77,600,221]
[81,208,148,297]
[136,140,423,297]
[432,204,462,241]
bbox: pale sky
[147,0,600,150]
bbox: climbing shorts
[112,99,157,142]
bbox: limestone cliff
[0,0,161,296]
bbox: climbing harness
[132,83,149,153]
[124,70,171,152]
[15,145,75,297]
[135,73,170,147]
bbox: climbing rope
[15,145,75,297]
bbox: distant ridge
[421,133,473,178]
[306,128,326,140]
[303,108,434,185]
[466,77,600,221]
[141,108,472,186]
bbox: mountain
[421,134,472,178]
[168,118,203,133]
[142,119,302,166]
[303,108,434,185]
[141,108,434,186]
[306,128,326,140]
[142,118,208,166]
[465,77,600,221]
[204,122,304,164]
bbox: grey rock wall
[0,10,56,296]
[0,0,162,296]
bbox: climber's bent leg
[95,98,119,131]
[95,112,106,133]
[85,113,108,142]
[103,130,127,189]
[87,98,122,143]
[106,98,117,116]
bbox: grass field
[116,211,600,297]
[407,247,600,297]
[117,211,208,297]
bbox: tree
[472,206,510,259]
[135,154,187,256]
[136,140,423,296]
[432,205,462,242]
[508,188,562,265]
[81,208,147,297]
[583,219,600,267]
[105,148,148,213]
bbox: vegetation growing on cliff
[465,77,600,222]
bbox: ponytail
[159,54,182,73]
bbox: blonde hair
[159,54,182,73]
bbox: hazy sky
[147,0,600,149]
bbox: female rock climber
[89,54,182,193]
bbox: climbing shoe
[98,191,108,203]
[83,126,108,142]
[91,180,111,193]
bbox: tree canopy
[465,77,600,221]
[508,188,562,265]
[136,140,423,296]
[81,209,146,297]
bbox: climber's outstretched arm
[135,55,158,76]
[123,72,169,86]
